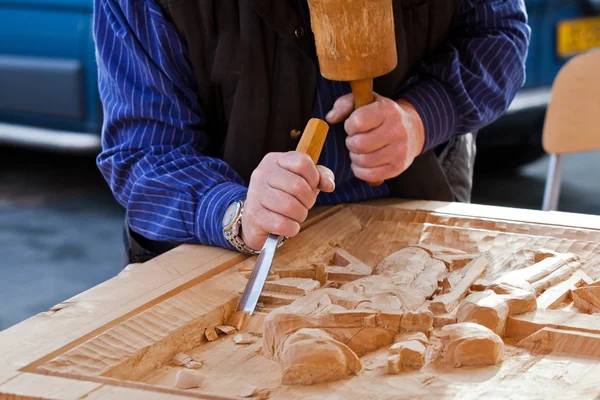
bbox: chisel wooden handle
[296,118,329,163]
[350,79,384,187]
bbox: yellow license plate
[557,16,600,58]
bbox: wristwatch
[222,200,287,255]
[222,200,258,255]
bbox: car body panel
[0,0,100,140]
[0,0,597,155]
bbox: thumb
[326,93,354,124]
[316,165,335,193]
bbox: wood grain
[295,118,329,163]
[0,245,245,384]
[0,373,101,399]
[506,309,600,342]
[517,327,600,358]
[537,269,592,309]
[429,256,487,314]
[307,0,397,81]
[37,267,245,381]
[5,201,600,398]
[85,386,191,400]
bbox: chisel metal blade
[237,234,279,315]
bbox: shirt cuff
[397,78,459,152]
[195,182,248,250]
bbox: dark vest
[154,0,472,201]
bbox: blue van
[0,0,100,152]
[0,0,599,162]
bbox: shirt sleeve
[398,0,531,152]
[94,0,247,249]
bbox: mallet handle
[350,78,383,187]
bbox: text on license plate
[557,16,600,58]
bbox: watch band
[224,200,287,255]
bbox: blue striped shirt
[93,0,530,250]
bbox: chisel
[237,118,329,315]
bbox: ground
[1,146,599,330]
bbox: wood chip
[216,325,237,335]
[234,333,257,345]
[205,327,219,342]
[172,353,191,366]
[174,369,204,389]
[238,385,259,397]
[185,360,202,369]
[237,384,270,398]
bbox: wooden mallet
[307,0,397,186]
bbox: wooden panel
[5,201,600,398]
[0,373,101,399]
[85,386,190,400]
[379,199,600,231]
[38,268,245,381]
[0,245,245,381]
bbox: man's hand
[326,93,425,183]
[241,152,335,251]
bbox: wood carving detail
[29,205,600,398]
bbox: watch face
[223,202,240,230]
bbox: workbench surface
[2,200,600,400]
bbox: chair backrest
[543,50,600,155]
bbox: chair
[542,50,600,211]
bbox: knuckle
[350,115,361,130]
[338,94,352,108]
[344,119,353,134]
[273,218,298,236]
[299,207,309,222]
[290,176,305,195]
[354,136,367,151]
[345,136,355,151]
[298,154,313,170]
[287,153,302,170]
[357,153,369,166]
[271,218,287,234]
[284,222,301,237]
[280,196,296,217]
[306,192,317,209]
[292,223,301,236]
[250,169,263,182]
[263,152,277,164]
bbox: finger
[351,163,396,183]
[268,167,316,209]
[316,165,335,193]
[346,129,388,154]
[277,152,320,189]
[260,187,309,224]
[344,101,386,136]
[326,93,354,124]
[255,208,301,238]
[349,144,403,169]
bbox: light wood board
[2,200,600,399]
